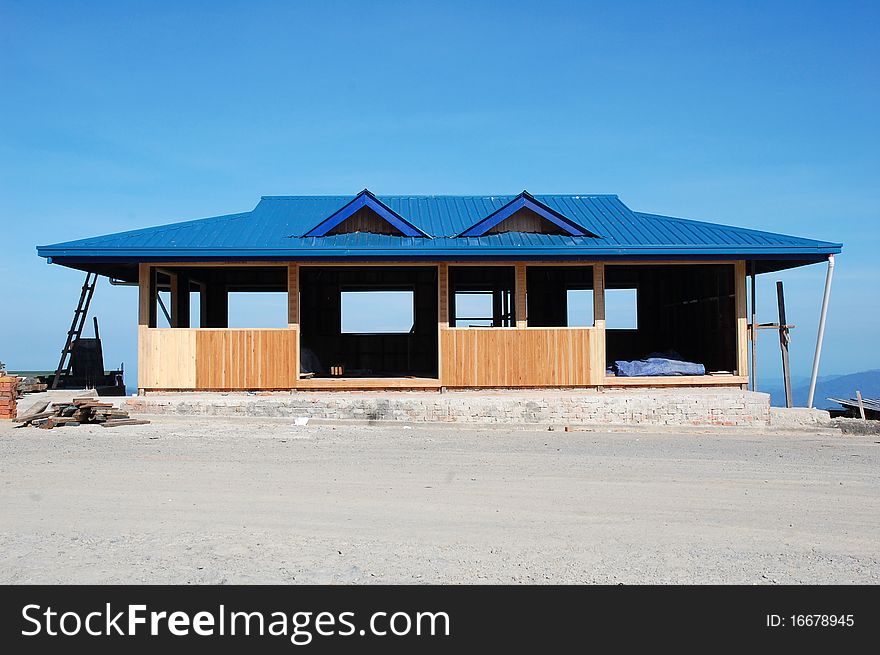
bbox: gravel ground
[1,416,878,584]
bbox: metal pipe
[807,254,835,408]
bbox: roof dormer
[303,189,430,237]
[457,191,597,237]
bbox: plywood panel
[485,208,564,234]
[327,207,402,235]
[195,329,297,390]
[440,328,594,387]
[138,327,196,389]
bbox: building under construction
[36,190,841,403]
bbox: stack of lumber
[14,398,150,429]
[0,376,18,419]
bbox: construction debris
[0,376,18,419]
[829,396,880,421]
[16,377,48,395]
[13,398,150,429]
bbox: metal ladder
[51,272,98,389]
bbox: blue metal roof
[37,192,841,272]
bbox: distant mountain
[765,370,880,409]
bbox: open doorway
[604,264,737,376]
[299,267,438,379]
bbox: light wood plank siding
[138,326,197,389]
[140,328,296,390]
[195,329,297,389]
[439,327,593,387]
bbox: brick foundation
[125,388,773,428]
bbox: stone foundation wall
[125,388,772,428]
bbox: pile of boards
[14,398,150,429]
[0,376,17,419]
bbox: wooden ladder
[50,272,98,389]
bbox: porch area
[136,261,749,392]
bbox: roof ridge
[260,193,619,199]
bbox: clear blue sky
[1,0,877,389]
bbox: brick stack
[0,376,18,419]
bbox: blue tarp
[613,357,705,377]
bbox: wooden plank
[514,263,527,327]
[101,419,152,428]
[439,327,593,387]
[735,260,748,378]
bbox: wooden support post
[515,263,527,328]
[750,261,757,391]
[591,263,606,386]
[287,263,300,388]
[438,263,449,385]
[856,391,866,421]
[735,261,749,380]
[287,264,300,328]
[138,263,156,328]
[438,263,449,328]
[776,280,793,408]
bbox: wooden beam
[437,263,449,383]
[776,280,793,408]
[750,261,757,391]
[591,263,606,385]
[735,260,748,378]
[287,264,300,327]
[515,263,527,327]
[438,263,449,327]
[142,258,741,269]
[138,264,156,328]
[288,263,300,389]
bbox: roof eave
[38,244,842,262]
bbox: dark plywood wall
[300,267,438,376]
[605,264,737,372]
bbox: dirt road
[1,417,877,584]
